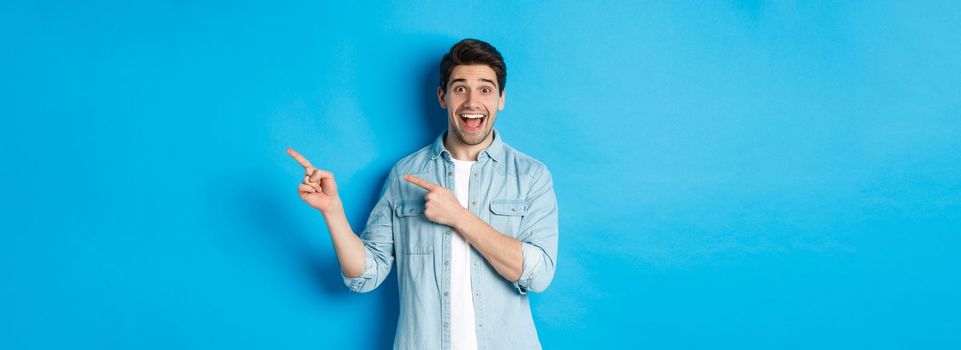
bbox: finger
[298,183,318,193]
[302,173,322,188]
[310,168,335,182]
[287,148,314,169]
[300,173,320,189]
[404,174,437,190]
[320,176,338,194]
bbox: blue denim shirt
[342,129,559,349]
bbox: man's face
[438,64,505,146]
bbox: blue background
[2,1,960,349]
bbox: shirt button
[444,290,449,296]
[444,321,449,327]
[444,260,449,266]
[448,172,453,176]
[479,324,483,328]
[471,201,476,206]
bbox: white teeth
[460,114,484,119]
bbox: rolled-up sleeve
[512,166,558,295]
[342,174,396,293]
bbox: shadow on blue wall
[416,44,450,139]
[233,50,449,349]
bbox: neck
[444,129,494,161]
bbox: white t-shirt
[449,158,478,350]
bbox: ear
[437,86,448,109]
[498,90,506,111]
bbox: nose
[464,91,480,108]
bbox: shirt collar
[430,128,505,162]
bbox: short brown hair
[439,39,507,95]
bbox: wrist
[320,198,345,217]
[453,207,475,232]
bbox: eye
[455,86,466,93]
[481,87,492,94]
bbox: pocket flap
[490,199,528,216]
[395,200,425,217]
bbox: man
[287,39,558,349]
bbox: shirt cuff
[341,250,377,292]
[512,242,545,295]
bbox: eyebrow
[449,78,498,88]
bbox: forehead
[449,64,498,86]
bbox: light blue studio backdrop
[1,1,959,349]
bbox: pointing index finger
[404,174,437,191]
[286,148,314,169]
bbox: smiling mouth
[459,112,486,132]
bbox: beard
[449,111,496,146]
[452,123,493,146]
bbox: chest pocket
[489,199,528,238]
[394,200,435,254]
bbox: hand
[287,148,342,213]
[404,174,469,228]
